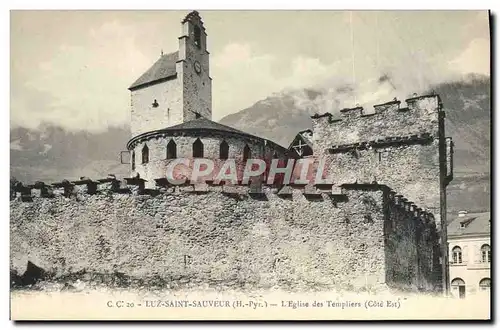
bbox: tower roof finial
[182,10,203,24]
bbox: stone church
[126,11,289,186]
[10,11,454,294]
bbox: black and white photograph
[8,8,491,321]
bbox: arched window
[481,244,491,263]
[131,150,135,171]
[479,278,490,291]
[243,144,251,162]
[167,140,177,159]
[194,25,201,48]
[452,246,462,264]
[142,144,149,164]
[220,140,229,160]
[451,278,466,299]
[193,138,204,158]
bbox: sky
[10,10,490,132]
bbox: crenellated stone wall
[310,95,452,226]
[311,96,442,152]
[308,94,452,292]
[10,179,440,292]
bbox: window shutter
[463,246,468,264]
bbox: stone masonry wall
[130,12,211,139]
[130,133,288,188]
[130,78,183,138]
[311,95,448,225]
[10,182,438,292]
[312,97,441,151]
[181,44,211,122]
[382,190,440,292]
[325,141,441,220]
[179,16,212,122]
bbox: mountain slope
[219,75,491,213]
[10,76,490,214]
[10,124,130,183]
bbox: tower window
[142,144,149,164]
[193,138,204,158]
[243,145,251,162]
[131,151,135,170]
[220,140,229,160]
[194,25,201,49]
[167,140,177,159]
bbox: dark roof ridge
[129,51,179,90]
[126,117,288,152]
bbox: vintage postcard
[9,9,491,321]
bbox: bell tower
[128,10,212,138]
[178,10,212,122]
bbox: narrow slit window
[243,144,251,162]
[142,144,149,164]
[220,140,229,160]
[167,140,177,159]
[193,138,204,158]
[194,25,201,48]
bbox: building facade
[448,211,491,298]
[126,11,290,187]
[10,11,453,294]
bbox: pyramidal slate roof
[447,212,491,237]
[162,117,256,136]
[129,51,179,90]
[127,117,289,152]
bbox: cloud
[11,20,150,132]
[213,41,474,120]
[211,43,416,118]
[449,38,490,76]
[211,43,344,119]
[10,16,491,131]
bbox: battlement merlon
[11,179,435,224]
[311,94,444,150]
[10,178,439,239]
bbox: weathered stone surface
[10,184,439,292]
[130,135,288,189]
[312,95,449,227]
[130,78,184,138]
